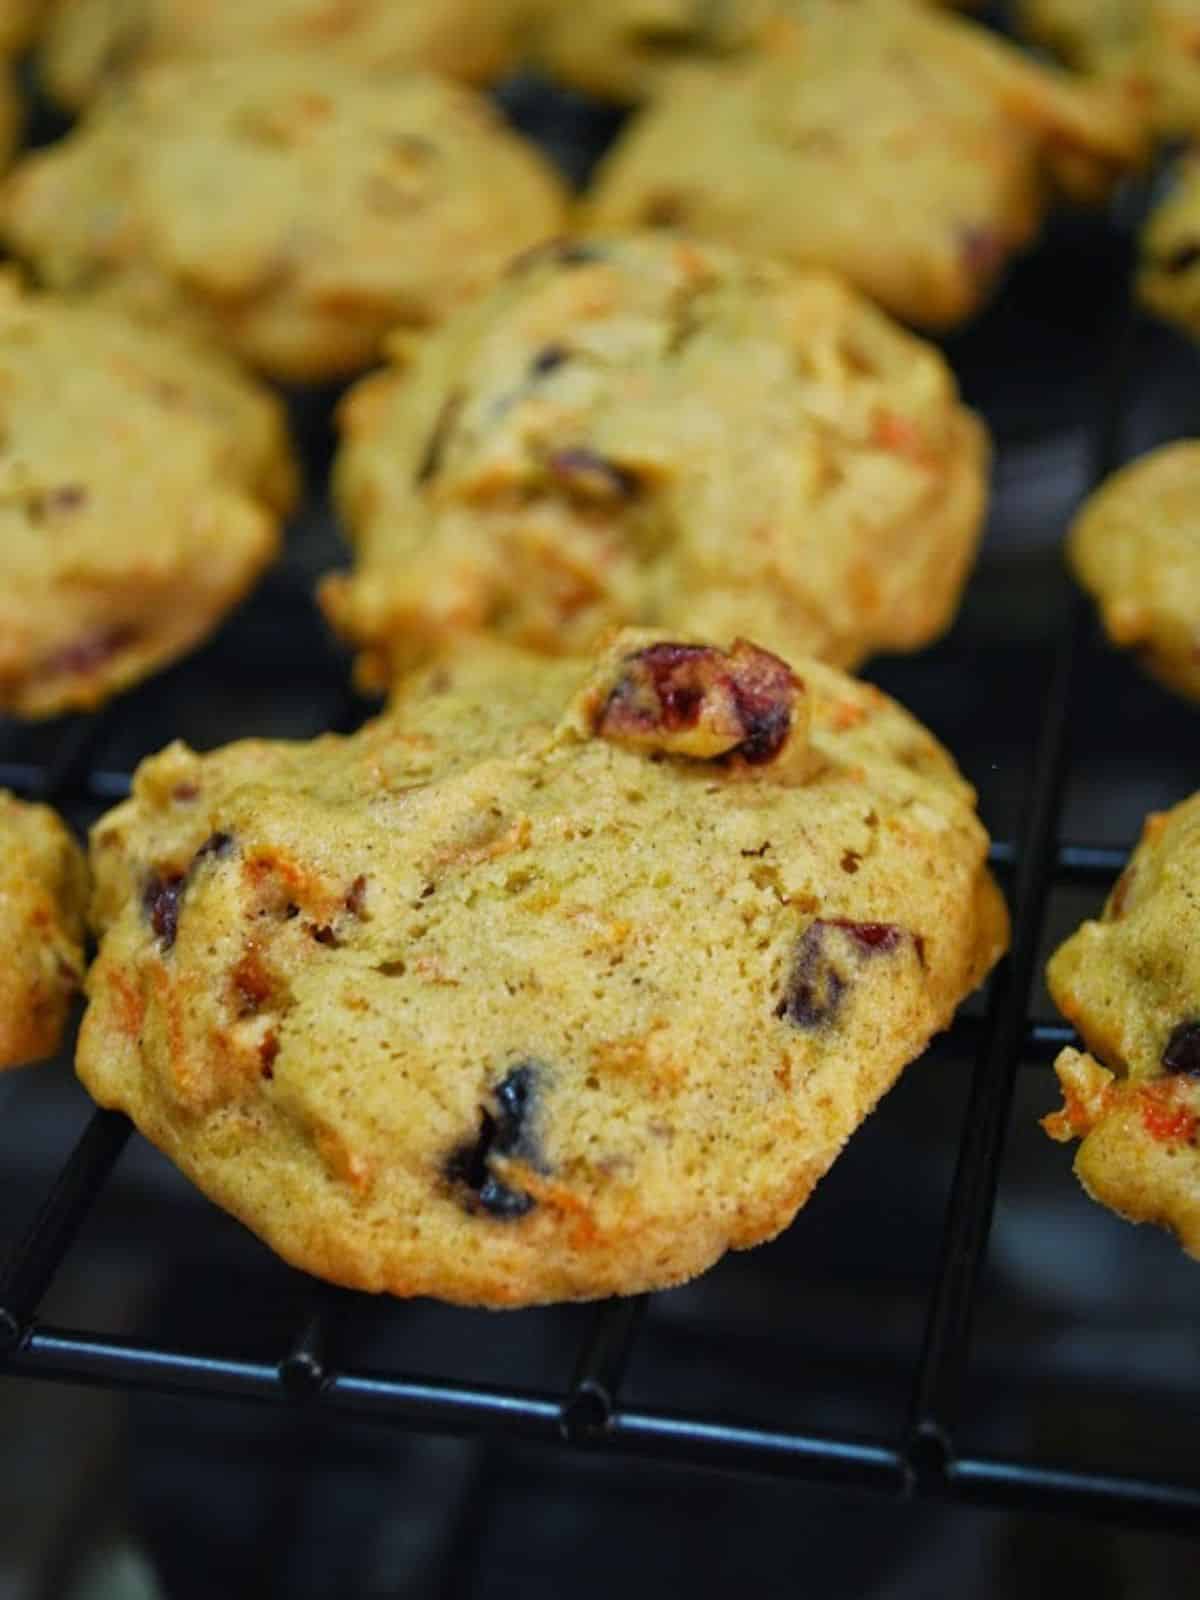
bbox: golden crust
[0,791,87,1071]
[39,0,531,108]
[1066,441,1200,703]
[1,57,567,382]
[580,0,1145,327]
[323,233,989,688]
[1046,795,1200,1259]
[0,274,296,719]
[78,631,1007,1306]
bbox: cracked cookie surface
[1046,794,1200,1259]
[0,276,295,718]
[0,791,87,1071]
[1,56,567,381]
[323,234,989,688]
[78,630,1007,1305]
[1066,441,1200,703]
[581,0,1143,327]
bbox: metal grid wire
[0,175,1196,1541]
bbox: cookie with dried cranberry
[1019,0,1200,141]
[39,0,532,109]
[1,56,567,382]
[581,0,1143,327]
[1046,794,1200,1259]
[322,233,989,688]
[0,791,87,1070]
[78,630,1007,1306]
[0,275,295,718]
[1066,441,1200,703]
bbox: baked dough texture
[323,234,989,689]
[1046,795,1200,1260]
[0,275,296,718]
[78,631,1008,1305]
[581,0,1144,327]
[1066,441,1200,703]
[39,0,533,108]
[1,56,568,381]
[0,791,87,1071]
[1019,0,1200,139]
[1139,154,1200,345]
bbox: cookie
[39,0,532,109]
[1066,441,1200,703]
[1019,0,1200,140]
[528,0,983,106]
[1,58,568,382]
[0,791,88,1071]
[1138,153,1200,343]
[0,275,296,719]
[322,234,989,690]
[581,0,1145,327]
[1046,795,1200,1259]
[78,630,1007,1305]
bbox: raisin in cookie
[1066,441,1200,703]
[582,0,1144,327]
[0,792,87,1070]
[1019,0,1200,140]
[322,234,989,689]
[39,0,532,109]
[1139,154,1200,342]
[0,276,295,718]
[1,58,567,382]
[528,0,985,107]
[1046,795,1200,1258]
[78,631,1007,1305]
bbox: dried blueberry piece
[776,919,906,1029]
[1163,1021,1200,1077]
[444,1062,543,1219]
[548,447,641,502]
[143,871,185,951]
[1162,242,1200,276]
[193,831,234,866]
[530,344,568,378]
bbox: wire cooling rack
[1,114,1198,1548]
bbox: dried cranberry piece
[1162,1021,1200,1077]
[445,1063,543,1219]
[826,919,904,954]
[143,871,185,950]
[193,831,233,866]
[547,447,641,502]
[345,875,368,918]
[43,624,138,679]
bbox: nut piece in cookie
[0,58,568,382]
[582,0,1145,327]
[1046,794,1200,1258]
[0,275,295,718]
[324,233,989,688]
[1065,440,1200,703]
[0,791,88,1071]
[77,631,1007,1306]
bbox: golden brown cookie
[322,234,989,689]
[1,57,568,381]
[1139,152,1200,344]
[529,0,985,106]
[0,791,87,1070]
[1046,795,1200,1259]
[581,0,1144,327]
[78,630,1007,1305]
[39,0,533,109]
[1019,0,1200,140]
[0,275,295,718]
[1066,441,1200,703]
